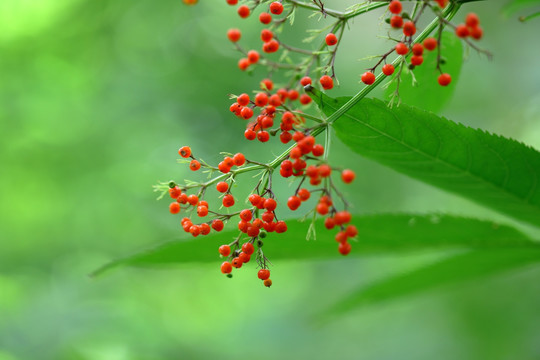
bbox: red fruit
[257,131,270,142]
[197,205,208,217]
[219,244,231,256]
[239,252,251,263]
[223,194,235,207]
[232,257,243,268]
[345,225,358,238]
[390,15,403,29]
[423,37,437,51]
[300,76,312,86]
[341,169,356,183]
[227,28,241,42]
[252,218,263,228]
[269,1,283,15]
[388,0,402,14]
[412,43,424,56]
[403,21,416,36]
[248,50,260,64]
[382,64,395,76]
[189,225,200,237]
[325,33,338,46]
[264,279,272,287]
[395,42,408,55]
[269,94,281,107]
[287,196,301,210]
[261,29,273,43]
[238,220,249,233]
[335,231,348,243]
[189,159,201,171]
[263,39,279,53]
[319,75,334,90]
[198,200,208,208]
[338,241,352,255]
[324,217,336,229]
[264,198,277,211]
[226,0,238,5]
[233,153,246,166]
[361,71,376,85]
[177,193,188,204]
[465,13,480,28]
[216,182,228,193]
[438,73,452,86]
[247,225,260,237]
[178,146,191,158]
[316,202,329,215]
[212,219,225,232]
[249,194,261,206]
[319,164,332,177]
[221,261,233,274]
[258,269,270,280]
[280,131,292,144]
[200,223,211,235]
[262,211,274,223]
[334,211,352,225]
[288,89,299,100]
[187,194,199,206]
[299,94,312,105]
[312,144,324,156]
[242,242,255,255]
[275,220,287,233]
[169,186,181,199]
[240,209,253,222]
[410,55,423,66]
[254,92,269,107]
[238,58,250,71]
[297,188,311,201]
[237,5,250,18]
[260,78,274,91]
[455,24,470,38]
[244,129,256,140]
[218,161,231,173]
[169,202,180,214]
[470,26,483,40]
[259,12,272,24]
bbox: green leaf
[326,248,540,315]
[385,32,463,113]
[91,214,533,277]
[312,94,540,227]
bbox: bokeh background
[1,0,540,359]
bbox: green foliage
[327,248,540,315]
[92,214,532,277]
[385,32,463,113]
[502,0,540,15]
[312,94,540,227]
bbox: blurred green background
[1,0,540,359]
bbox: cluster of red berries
[455,13,483,40]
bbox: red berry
[263,279,272,287]
[300,76,312,86]
[403,21,416,36]
[465,13,480,28]
[169,202,180,214]
[470,26,483,40]
[455,24,469,38]
[382,64,395,76]
[187,194,199,206]
[259,12,272,24]
[297,188,311,201]
[254,92,269,107]
[312,144,324,157]
[341,169,356,183]
[334,211,352,225]
[189,225,200,237]
[238,220,249,233]
[345,225,358,238]
[237,5,250,18]
[240,209,253,222]
[221,261,233,274]
[219,244,231,256]
[178,146,191,158]
[299,94,312,105]
[395,42,408,55]
[238,58,250,71]
[361,71,376,85]
[388,0,402,14]
[261,29,273,43]
[189,159,201,171]
[216,182,228,193]
[242,242,255,255]
[264,198,277,211]
[226,0,238,5]
[260,78,274,91]
[288,89,299,100]
[269,1,283,15]
[240,106,253,119]
[338,241,352,255]
[257,131,270,142]
[280,131,292,144]
[197,205,208,217]
[390,15,403,29]
[438,73,452,86]
[269,94,281,106]
[248,50,260,64]
[200,223,211,235]
[275,220,287,233]
[177,193,188,204]
[423,37,437,51]
[258,269,270,280]
[169,186,182,199]
[244,129,256,140]
[325,33,338,46]
[249,194,261,206]
[233,153,246,166]
[227,28,241,42]
[232,257,243,268]
[412,43,424,56]
[316,202,329,215]
[324,217,336,229]
[239,252,251,263]
[263,39,279,53]
[223,194,235,207]
[247,225,260,237]
[335,231,348,243]
[410,55,423,66]
[319,164,332,177]
[262,211,274,223]
[287,196,301,210]
[212,219,225,232]
[319,75,334,90]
